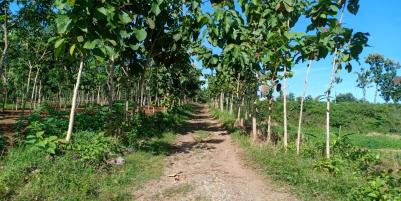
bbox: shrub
[68,131,120,164]
[24,131,59,155]
[313,157,345,175]
[350,170,401,200]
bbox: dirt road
[133,105,296,201]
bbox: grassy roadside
[209,106,401,201]
[0,131,175,201]
[0,104,195,200]
[231,132,360,201]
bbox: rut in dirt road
[133,105,296,201]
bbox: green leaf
[69,44,76,55]
[135,29,147,41]
[97,7,108,16]
[55,16,72,34]
[83,40,99,49]
[173,33,181,41]
[54,38,65,49]
[120,30,130,38]
[77,36,84,42]
[119,12,131,24]
[107,39,117,46]
[151,3,161,15]
[146,18,155,29]
[129,44,140,51]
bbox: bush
[0,134,5,153]
[350,170,401,200]
[68,131,120,164]
[24,131,59,155]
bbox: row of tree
[201,0,369,158]
[0,0,205,141]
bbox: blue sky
[197,0,401,102]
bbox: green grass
[0,131,176,201]
[210,105,401,201]
[349,134,401,149]
[257,100,401,135]
[0,104,197,201]
[232,131,363,201]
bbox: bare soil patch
[133,105,296,201]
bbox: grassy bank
[0,104,193,200]
[210,105,401,201]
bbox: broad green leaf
[119,12,131,24]
[120,30,130,38]
[69,44,76,55]
[83,40,99,49]
[97,7,108,16]
[129,44,140,51]
[54,38,65,49]
[107,39,117,46]
[135,29,147,41]
[55,16,72,34]
[151,3,161,16]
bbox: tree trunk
[96,86,101,105]
[326,49,339,159]
[31,68,40,110]
[66,59,84,142]
[296,60,312,155]
[140,75,144,108]
[325,6,345,159]
[37,81,42,107]
[106,60,115,106]
[267,94,273,143]
[0,4,9,84]
[220,92,224,112]
[374,83,378,103]
[2,89,8,112]
[252,100,257,142]
[283,66,288,150]
[22,62,33,113]
[229,94,234,114]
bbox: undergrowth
[210,105,401,201]
[0,103,193,200]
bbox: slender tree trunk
[0,4,9,84]
[363,88,366,101]
[326,49,339,159]
[37,81,42,107]
[325,5,345,159]
[296,60,312,155]
[22,63,33,113]
[96,86,100,105]
[267,93,273,143]
[374,83,378,103]
[124,89,129,120]
[220,92,224,112]
[229,94,234,114]
[283,66,288,150]
[235,73,241,123]
[252,100,257,142]
[33,82,39,109]
[31,68,40,110]
[66,58,84,142]
[106,60,115,106]
[2,89,8,112]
